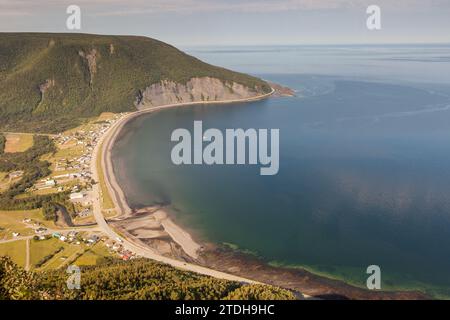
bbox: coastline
[101,89,275,260]
[89,89,291,288]
[90,85,439,299]
[97,89,433,299]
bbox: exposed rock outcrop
[35,78,55,112]
[39,78,55,94]
[135,77,264,109]
[78,49,98,86]
[268,81,296,97]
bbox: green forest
[0,134,5,154]
[0,33,271,133]
[0,257,296,300]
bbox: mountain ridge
[0,33,271,133]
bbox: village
[29,113,126,220]
[0,112,137,271]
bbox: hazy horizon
[3,31,450,48]
[1,0,449,47]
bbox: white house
[70,192,85,200]
[45,180,56,187]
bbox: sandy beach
[100,89,274,260]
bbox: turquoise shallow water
[112,45,450,297]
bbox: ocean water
[112,45,450,297]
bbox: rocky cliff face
[135,77,263,109]
[0,33,271,132]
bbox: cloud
[0,9,32,17]
[0,0,449,17]
[88,0,450,16]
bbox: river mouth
[112,62,450,299]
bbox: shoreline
[89,89,293,287]
[101,89,275,259]
[97,89,433,299]
[92,87,435,299]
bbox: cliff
[136,77,263,109]
[0,33,271,133]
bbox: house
[120,250,133,261]
[68,231,78,238]
[12,232,20,237]
[105,241,114,248]
[45,179,56,187]
[52,232,61,239]
[70,192,85,200]
[87,235,99,244]
[35,227,47,234]
[53,173,70,179]
[59,235,67,241]
[22,218,31,223]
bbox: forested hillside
[0,134,5,154]
[0,257,296,300]
[0,33,270,133]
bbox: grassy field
[0,209,56,240]
[0,240,26,267]
[74,243,111,266]
[0,172,8,192]
[30,239,115,270]
[0,173,22,192]
[72,214,96,225]
[97,112,116,122]
[102,209,117,219]
[32,187,60,196]
[30,238,64,267]
[0,236,115,273]
[1,232,113,272]
[31,237,86,270]
[4,133,34,153]
[49,144,84,160]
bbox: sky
[1,0,450,47]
